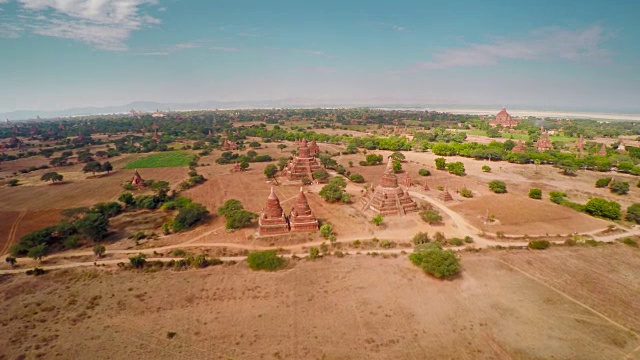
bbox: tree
[312,169,330,182]
[247,250,285,271]
[446,162,465,176]
[528,188,542,200]
[173,203,209,231]
[5,256,16,268]
[420,209,443,224]
[277,144,287,152]
[534,159,541,173]
[75,213,109,241]
[240,161,249,170]
[585,198,621,220]
[218,199,244,216]
[365,154,383,166]
[390,152,405,161]
[40,172,63,183]
[418,169,430,176]
[264,164,278,181]
[247,150,258,158]
[556,159,578,176]
[28,243,47,261]
[118,192,134,206]
[349,173,365,183]
[371,214,384,226]
[392,160,402,173]
[319,183,344,203]
[7,179,19,187]
[225,210,255,230]
[102,161,113,173]
[460,188,473,198]
[595,177,612,188]
[83,161,103,175]
[482,165,491,172]
[610,181,630,195]
[93,244,106,258]
[151,180,170,199]
[435,157,446,170]
[328,176,347,189]
[488,180,507,194]
[308,247,320,260]
[249,141,261,148]
[409,247,460,279]
[625,203,640,224]
[320,224,333,239]
[413,232,430,245]
[129,253,146,268]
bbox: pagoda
[230,162,243,173]
[489,106,519,128]
[598,143,607,156]
[422,181,430,191]
[577,135,584,158]
[308,139,320,156]
[360,158,418,216]
[511,140,526,153]
[131,170,146,187]
[152,121,160,142]
[400,175,414,187]
[438,188,454,202]
[282,139,322,181]
[221,137,238,151]
[535,127,553,151]
[288,188,319,232]
[258,187,290,235]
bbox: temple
[360,157,418,216]
[131,170,146,187]
[535,127,553,151]
[438,188,454,202]
[598,143,607,156]
[288,188,319,232]
[221,138,238,151]
[577,135,584,158]
[308,139,320,157]
[258,187,290,235]
[282,138,322,181]
[511,140,526,153]
[489,107,519,128]
[152,121,160,142]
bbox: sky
[1,0,640,113]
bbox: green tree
[5,256,17,268]
[247,250,285,271]
[151,181,170,199]
[40,172,63,183]
[481,165,491,172]
[460,188,473,198]
[392,160,402,173]
[625,203,640,224]
[312,169,330,182]
[218,199,244,217]
[225,210,255,230]
[264,164,278,181]
[82,161,103,175]
[28,243,47,261]
[390,152,405,161]
[328,176,347,188]
[75,213,109,241]
[488,180,507,193]
[408,248,460,279]
[556,159,578,176]
[240,161,249,169]
[418,169,430,176]
[129,253,146,268]
[435,157,447,170]
[320,224,333,239]
[585,198,621,220]
[349,173,365,183]
[595,177,612,188]
[93,244,106,258]
[610,181,630,195]
[118,192,134,206]
[319,183,344,203]
[528,188,542,200]
[372,214,384,226]
[308,246,320,260]
[446,161,465,176]
[412,232,430,245]
[102,161,113,173]
[7,179,19,187]
[277,143,287,152]
[420,209,443,224]
[173,203,209,232]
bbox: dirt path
[1,211,26,257]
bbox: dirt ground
[0,245,638,359]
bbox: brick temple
[288,188,319,232]
[489,106,519,128]
[535,127,553,151]
[131,170,146,187]
[308,139,320,157]
[282,138,322,181]
[258,187,290,235]
[511,140,526,153]
[361,157,418,216]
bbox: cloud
[403,25,611,72]
[0,23,22,38]
[292,49,336,59]
[372,21,408,32]
[3,0,161,50]
[210,46,240,52]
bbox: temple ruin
[282,138,322,181]
[360,157,418,216]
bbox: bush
[218,199,244,217]
[349,173,365,183]
[7,179,19,187]
[93,244,106,257]
[446,161,465,176]
[420,209,442,224]
[585,198,621,220]
[620,238,638,248]
[528,188,542,200]
[173,203,209,232]
[308,247,320,260]
[549,191,566,204]
[371,214,384,226]
[408,248,460,279]
[435,157,446,170]
[448,238,464,246]
[129,253,146,268]
[625,203,640,224]
[610,181,630,195]
[225,210,255,230]
[595,177,612,188]
[320,224,333,239]
[488,180,507,193]
[481,165,491,172]
[75,213,109,241]
[528,240,550,250]
[247,250,285,271]
[460,188,473,198]
[312,169,330,182]
[418,169,430,176]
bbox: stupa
[489,106,519,128]
[577,135,584,158]
[131,170,146,187]
[282,139,322,181]
[511,140,526,153]
[360,158,418,216]
[221,138,238,151]
[288,188,319,232]
[438,188,454,202]
[535,127,553,151]
[308,139,320,156]
[598,143,607,156]
[400,175,414,187]
[258,187,290,235]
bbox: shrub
[308,247,320,260]
[435,157,446,170]
[173,203,209,232]
[93,244,106,257]
[528,240,550,250]
[448,238,464,246]
[371,214,384,226]
[460,188,473,198]
[610,181,630,195]
[75,213,109,241]
[620,238,638,248]
[481,165,491,172]
[63,235,81,249]
[446,161,465,176]
[172,249,186,257]
[488,180,507,193]
[420,209,442,224]
[413,232,430,245]
[224,210,254,230]
[218,199,244,217]
[349,173,365,183]
[7,179,19,187]
[320,224,333,239]
[247,250,285,271]
[408,248,460,279]
[549,191,566,204]
[129,253,146,268]
[528,188,542,200]
[312,169,330,182]
[392,160,402,173]
[585,198,621,220]
[625,204,640,224]
[418,169,430,176]
[595,177,612,188]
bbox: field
[123,151,196,169]
[0,246,639,359]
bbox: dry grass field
[0,245,639,359]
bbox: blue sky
[1,0,639,113]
